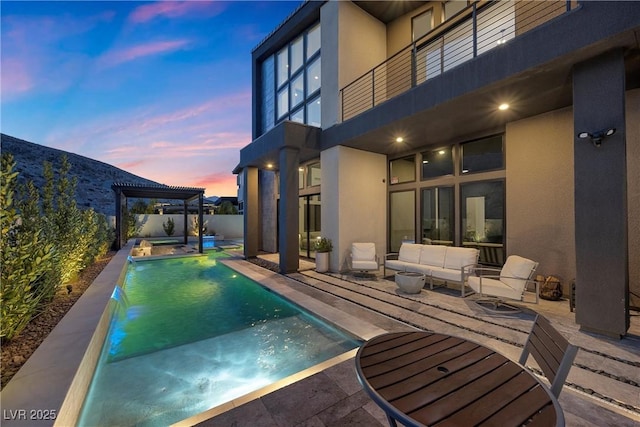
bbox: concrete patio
[190,253,640,427]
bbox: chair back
[519,314,578,397]
[500,255,538,294]
[352,242,376,261]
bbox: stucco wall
[331,0,386,125]
[506,107,575,290]
[322,146,387,272]
[627,88,640,309]
[134,214,243,239]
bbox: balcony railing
[340,0,575,122]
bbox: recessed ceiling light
[499,103,509,111]
[438,150,445,155]
[395,137,404,143]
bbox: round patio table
[355,331,564,427]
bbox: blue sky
[1,0,302,196]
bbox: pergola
[112,183,206,253]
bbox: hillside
[1,134,163,216]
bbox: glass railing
[340,0,575,122]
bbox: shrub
[1,153,115,341]
[163,217,175,236]
[1,154,55,340]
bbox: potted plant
[314,237,332,273]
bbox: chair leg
[385,413,398,427]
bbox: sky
[1,0,302,197]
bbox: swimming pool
[77,253,361,426]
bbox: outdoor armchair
[465,255,539,312]
[349,242,379,277]
[520,314,578,397]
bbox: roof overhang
[111,183,205,202]
[233,121,321,174]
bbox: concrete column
[243,167,259,258]
[573,49,628,338]
[278,146,300,273]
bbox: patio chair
[519,314,578,397]
[465,255,539,313]
[349,242,379,278]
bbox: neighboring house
[233,0,640,338]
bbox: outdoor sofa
[385,243,479,296]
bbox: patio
[2,247,637,426]
[190,254,640,427]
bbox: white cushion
[398,243,422,264]
[353,260,378,270]
[430,267,463,282]
[500,255,537,292]
[444,247,479,270]
[469,276,523,299]
[419,245,447,267]
[352,243,376,261]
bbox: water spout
[111,285,130,311]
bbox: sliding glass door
[298,194,321,258]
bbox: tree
[218,200,238,215]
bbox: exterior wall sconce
[577,128,616,147]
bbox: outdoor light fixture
[266,163,274,169]
[578,127,616,147]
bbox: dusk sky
[1,0,302,197]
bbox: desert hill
[1,134,163,216]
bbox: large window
[444,1,467,20]
[390,155,416,184]
[422,147,453,179]
[461,134,503,174]
[421,187,454,245]
[412,9,433,41]
[387,134,506,261]
[390,191,416,252]
[461,180,504,244]
[260,23,321,134]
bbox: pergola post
[183,200,188,245]
[198,194,204,253]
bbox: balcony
[340,0,576,122]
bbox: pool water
[78,253,360,427]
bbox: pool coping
[0,240,134,427]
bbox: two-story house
[233,1,640,338]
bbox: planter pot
[316,252,330,272]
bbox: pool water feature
[78,253,360,426]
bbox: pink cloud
[118,160,146,170]
[128,1,226,24]
[98,39,191,68]
[1,58,34,98]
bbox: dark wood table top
[356,331,564,427]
